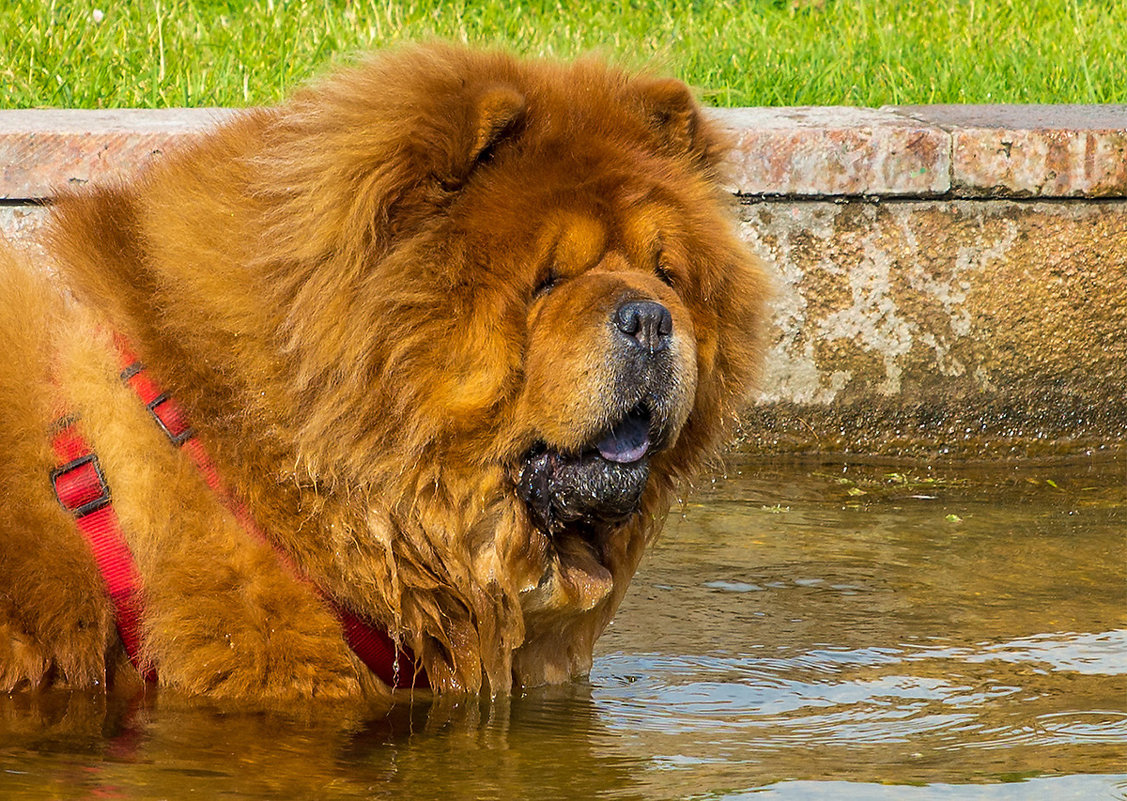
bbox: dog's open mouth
[595,407,651,463]
[516,405,654,535]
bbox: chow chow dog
[0,43,766,700]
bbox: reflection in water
[1,460,1124,799]
[0,687,645,800]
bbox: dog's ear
[441,84,526,189]
[634,77,726,168]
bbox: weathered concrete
[0,205,48,251]
[737,198,1127,460]
[714,104,1127,199]
[1,107,1124,461]
[8,106,1125,202]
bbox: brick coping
[1,105,1125,200]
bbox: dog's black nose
[615,300,673,353]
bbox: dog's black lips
[517,405,654,534]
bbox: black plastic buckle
[147,393,194,446]
[51,454,112,518]
[119,360,144,382]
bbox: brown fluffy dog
[0,44,765,700]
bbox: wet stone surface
[736,198,1127,458]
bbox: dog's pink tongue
[596,413,650,464]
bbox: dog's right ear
[254,65,529,267]
[633,77,728,171]
[439,84,527,190]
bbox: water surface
[2,459,1124,799]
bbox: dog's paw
[246,624,363,701]
[0,622,51,692]
[153,601,363,702]
[0,613,112,692]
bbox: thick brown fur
[0,43,766,701]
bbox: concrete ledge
[712,107,951,197]
[2,106,1124,461]
[2,106,1125,200]
[891,105,1127,198]
[712,104,1127,198]
[0,109,239,199]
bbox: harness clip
[51,454,112,518]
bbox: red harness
[50,339,426,690]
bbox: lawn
[3,0,1124,109]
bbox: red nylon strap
[50,419,155,682]
[114,339,425,690]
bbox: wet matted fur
[0,44,766,700]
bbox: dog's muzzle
[517,298,685,534]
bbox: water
[1,458,1124,799]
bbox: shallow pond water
[1,458,1124,799]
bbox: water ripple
[593,629,1127,749]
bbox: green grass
[3,0,1125,108]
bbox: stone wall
[2,106,1125,461]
